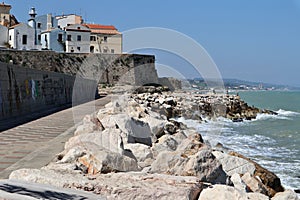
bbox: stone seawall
[0,50,158,86]
[0,50,158,120]
[0,62,96,120]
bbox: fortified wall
[0,50,158,86]
[0,50,158,120]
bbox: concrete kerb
[0,179,105,200]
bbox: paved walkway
[0,96,112,179]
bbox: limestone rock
[241,172,269,196]
[124,143,153,162]
[9,168,88,188]
[150,149,227,184]
[229,151,284,197]
[231,173,246,192]
[76,144,138,174]
[151,135,179,157]
[212,151,256,176]
[198,184,247,200]
[246,192,270,200]
[271,190,299,200]
[101,114,152,146]
[177,133,205,157]
[58,146,86,164]
[75,114,104,135]
[65,130,123,154]
[141,115,166,141]
[66,172,203,200]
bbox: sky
[4,0,300,86]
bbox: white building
[8,23,36,50]
[56,14,82,29]
[41,28,65,52]
[83,24,122,54]
[0,24,8,48]
[65,24,90,53]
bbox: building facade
[8,23,36,50]
[0,25,8,48]
[84,24,122,54]
[65,24,90,53]
[56,14,82,29]
[0,3,11,27]
[41,28,66,52]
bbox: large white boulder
[212,151,256,176]
[271,190,299,200]
[198,184,247,200]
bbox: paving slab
[0,96,111,179]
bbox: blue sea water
[184,91,300,190]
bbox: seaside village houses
[0,3,122,53]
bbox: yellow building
[83,24,122,54]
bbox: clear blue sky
[5,0,300,86]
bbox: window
[37,23,41,29]
[103,48,108,53]
[77,27,81,30]
[9,35,11,40]
[38,35,41,41]
[111,49,115,54]
[90,36,96,41]
[77,47,81,51]
[90,46,94,53]
[103,36,107,42]
[67,35,71,41]
[58,33,63,42]
[22,35,27,45]
[77,35,81,41]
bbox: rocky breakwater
[8,91,298,200]
[133,89,277,122]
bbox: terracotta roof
[9,23,28,29]
[83,24,117,30]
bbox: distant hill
[189,78,300,91]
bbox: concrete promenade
[0,96,111,179]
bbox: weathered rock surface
[199,184,244,200]
[230,151,284,197]
[271,189,300,200]
[212,150,256,176]
[150,148,227,184]
[6,91,296,200]
[10,169,204,200]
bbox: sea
[181,91,300,191]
